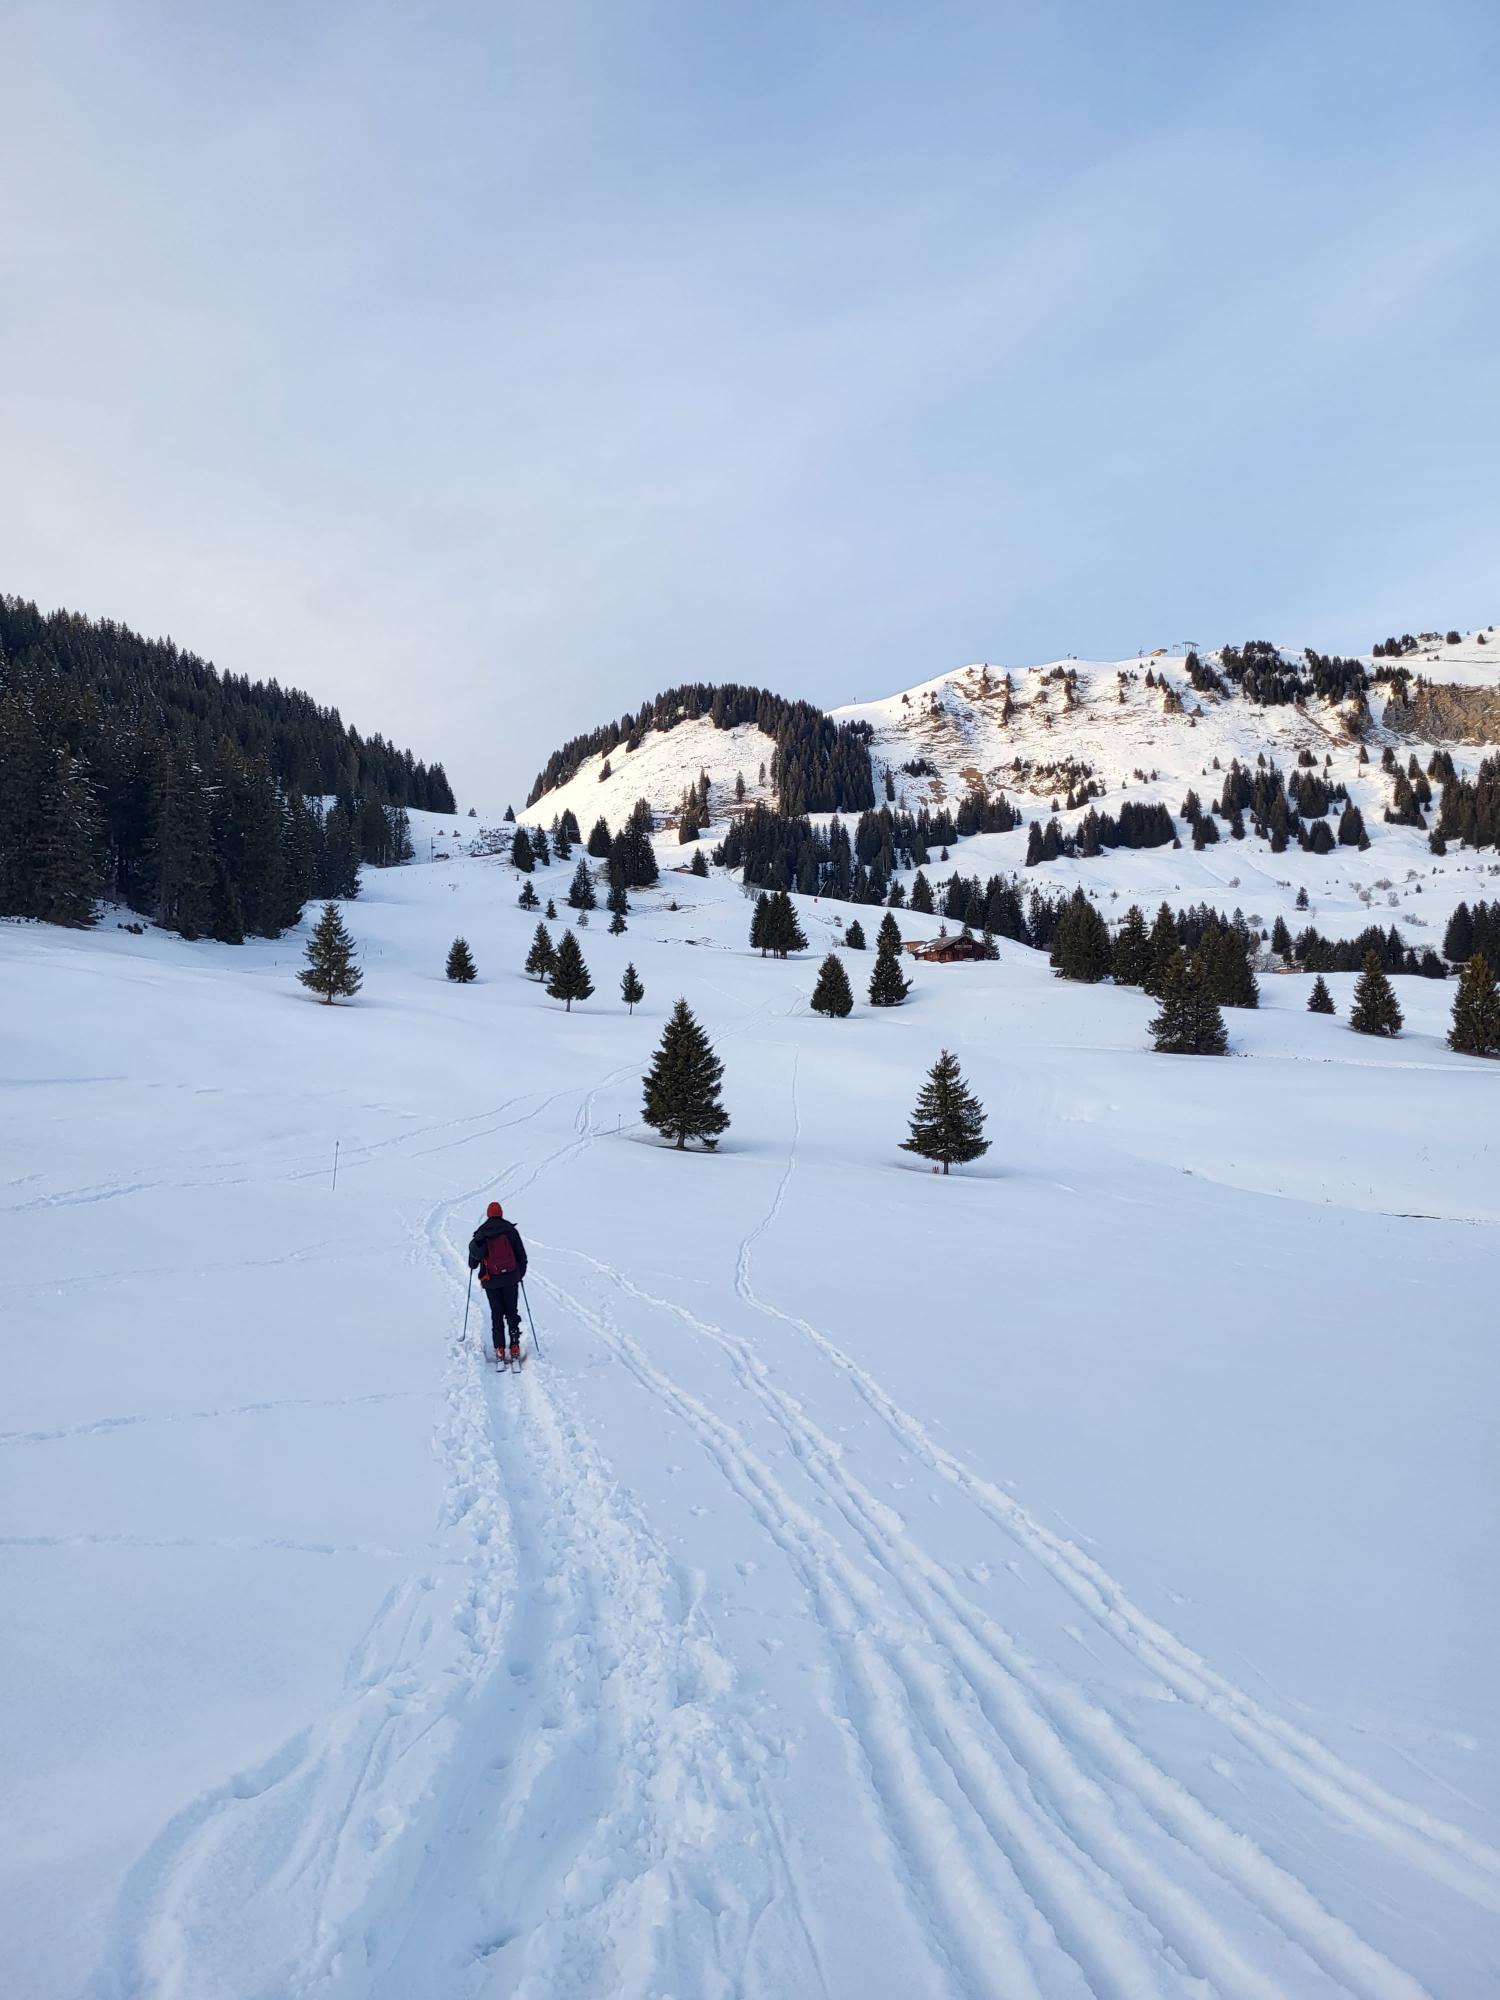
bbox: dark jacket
[468,1215,528,1280]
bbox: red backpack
[481,1230,517,1280]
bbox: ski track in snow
[80,1019,1495,1999]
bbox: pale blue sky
[3,1,1496,808]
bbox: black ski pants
[483,1275,521,1348]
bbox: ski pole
[521,1277,543,1359]
[462,1268,473,1341]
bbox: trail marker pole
[331,1141,340,1192]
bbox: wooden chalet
[904,933,994,964]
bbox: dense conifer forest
[0,595,453,938]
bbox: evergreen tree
[642,999,730,1149]
[1149,949,1228,1055]
[900,1050,989,1174]
[511,826,535,873]
[1307,975,1336,1015]
[1111,905,1151,987]
[146,741,216,938]
[1271,915,1293,959]
[844,919,867,950]
[568,856,597,910]
[1448,952,1500,1057]
[1201,923,1259,1009]
[446,936,477,982]
[1050,890,1111,983]
[31,751,102,927]
[1349,951,1403,1037]
[750,891,772,956]
[545,898,557,920]
[607,880,630,922]
[810,952,854,1017]
[587,815,612,858]
[877,910,902,954]
[318,801,361,900]
[547,929,594,1011]
[298,902,363,1005]
[621,961,644,1014]
[518,879,539,910]
[1143,902,1180,997]
[531,825,551,866]
[690,848,708,877]
[524,923,555,980]
[868,936,911,1007]
[609,906,627,934]
[1444,903,1474,964]
[909,870,935,915]
[768,888,807,957]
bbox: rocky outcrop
[1382,683,1500,744]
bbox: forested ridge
[527,681,875,817]
[0,595,454,938]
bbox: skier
[467,1201,528,1364]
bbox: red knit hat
[486,1201,503,1218]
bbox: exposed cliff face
[1383,682,1500,743]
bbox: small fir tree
[1349,951,1403,1038]
[1307,975,1336,1015]
[609,907,627,934]
[607,880,630,923]
[567,856,597,910]
[545,898,557,920]
[844,919,867,950]
[621,961,644,1014]
[1447,952,1499,1056]
[524,923,555,980]
[642,998,730,1150]
[518,879,539,910]
[810,952,854,1017]
[1149,949,1227,1055]
[547,929,594,1011]
[877,910,903,954]
[900,1050,989,1175]
[511,826,535,873]
[298,901,363,1005]
[446,936,477,983]
[1143,903,1180,997]
[771,888,808,957]
[691,849,708,877]
[868,937,911,1006]
[750,892,772,956]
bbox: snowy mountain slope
[523,639,1500,955]
[4,825,1498,1998]
[520,718,780,836]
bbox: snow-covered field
[4,813,1498,1999]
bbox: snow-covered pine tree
[1447,952,1499,1056]
[1349,951,1403,1037]
[524,923,554,980]
[1307,975,1336,1015]
[547,930,593,1011]
[298,902,363,1005]
[446,936,477,983]
[844,919,867,950]
[1149,949,1227,1055]
[568,857,597,910]
[810,952,854,1017]
[621,962,644,1014]
[641,999,730,1150]
[900,1050,989,1175]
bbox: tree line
[0,595,450,937]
